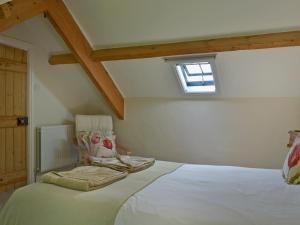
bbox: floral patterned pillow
[89,130,117,158]
[77,130,117,165]
[283,133,300,184]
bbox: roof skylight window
[167,56,217,94]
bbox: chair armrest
[287,130,300,148]
[116,144,132,156]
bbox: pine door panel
[5,128,14,173]
[0,129,5,175]
[14,127,26,171]
[0,71,4,114]
[0,43,27,192]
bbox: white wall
[115,98,300,169]
[2,11,300,170]
[32,78,73,127]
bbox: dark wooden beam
[49,30,300,64]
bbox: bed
[1,161,300,225]
[2,115,299,225]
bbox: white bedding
[115,164,300,225]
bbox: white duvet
[115,164,300,225]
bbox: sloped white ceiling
[3,0,300,102]
[63,0,300,98]
[64,0,300,47]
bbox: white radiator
[36,125,78,173]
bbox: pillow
[76,130,117,165]
[283,133,300,184]
[89,130,117,158]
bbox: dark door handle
[17,117,29,126]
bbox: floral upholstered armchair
[74,115,131,165]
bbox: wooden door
[0,43,27,193]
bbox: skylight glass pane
[186,75,203,82]
[172,57,217,94]
[185,64,202,74]
[200,63,212,74]
[203,75,214,82]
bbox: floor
[0,191,13,210]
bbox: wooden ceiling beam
[49,30,300,64]
[45,0,124,119]
[0,0,47,32]
[0,0,125,119]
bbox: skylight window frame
[166,55,219,95]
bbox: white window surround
[166,55,218,95]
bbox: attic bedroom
[1,0,300,225]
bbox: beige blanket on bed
[91,155,155,172]
[0,161,182,225]
[41,166,128,191]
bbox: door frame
[0,34,34,184]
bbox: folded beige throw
[92,155,155,173]
[41,166,128,191]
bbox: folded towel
[91,157,131,172]
[118,155,155,172]
[41,166,128,191]
[91,155,155,173]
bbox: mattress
[115,164,300,225]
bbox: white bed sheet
[115,164,300,225]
